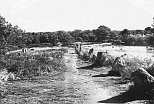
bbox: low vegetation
[122,57,153,78]
[0,48,67,80]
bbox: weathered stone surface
[74,43,82,54]
[131,68,154,87]
[3,72,16,81]
[111,55,129,78]
[92,52,113,67]
[89,54,96,63]
[88,48,96,63]
[88,48,93,55]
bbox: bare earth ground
[0,47,153,104]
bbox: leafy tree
[47,32,57,45]
[120,29,130,45]
[0,15,7,47]
[135,30,144,35]
[69,30,83,41]
[146,35,154,46]
[82,30,96,42]
[6,25,24,47]
[0,15,25,48]
[92,25,111,42]
[135,37,147,46]
[39,33,48,43]
[144,27,152,35]
[109,30,120,43]
[126,36,136,46]
[55,31,75,46]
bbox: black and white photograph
[0,0,154,104]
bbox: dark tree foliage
[1,14,154,50]
[146,35,154,46]
[92,25,111,42]
[0,15,24,49]
[145,27,152,34]
[120,29,130,44]
[55,31,75,46]
[69,30,82,41]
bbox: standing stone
[74,43,82,54]
[88,48,93,55]
[88,48,96,63]
[131,68,154,87]
[111,54,129,78]
[92,52,110,67]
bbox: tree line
[1,14,154,52]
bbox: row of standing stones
[74,43,154,90]
[1,44,154,90]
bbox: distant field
[82,45,154,61]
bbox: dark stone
[131,68,154,87]
[108,70,121,76]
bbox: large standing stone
[88,48,96,63]
[92,52,113,67]
[131,68,154,87]
[111,55,129,78]
[88,48,93,55]
[74,43,82,54]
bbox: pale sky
[0,0,154,32]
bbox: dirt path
[64,48,151,104]
[0,47,151,104]
[64,49,112,104]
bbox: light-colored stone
[2,72,16,81]
[112,55,129,78]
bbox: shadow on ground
[77,64,100,69]
[98,85,154,103]
[92,70,121,77]
[92,71,154,103]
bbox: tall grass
[107,55,154,78]
[122,56,153,78]
[0,48,67,80]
